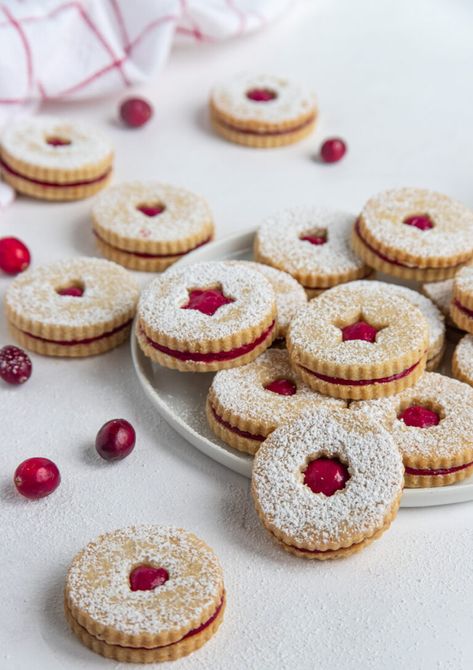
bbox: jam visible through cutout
[56,283,84,297]
[398,405,440,428]
[246,88,277,102]
[304,458,350,496]
[342,321,377,342]
[264,378,297,395]
[300,228,328,246]
[403,214,434,231]
[46,137,72,146]
[136,202,166,217]
[182,287,235,316]
[129,565,169,591]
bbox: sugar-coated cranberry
[129,565,169,591]
[0,237,31,274]
[0,345,32,385]
[264,378,297,395]
[304,458,349,496]
[14,457,60,499]
[403,215,433,231]
[183,289,235,316]
[398,405,440,428]
[120,97,153,128]
[95,419,136,461]
[342,321,377,342]
[320,138,347,163]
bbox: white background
[1,1,473,668]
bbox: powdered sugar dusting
[454,335,473,382]
[252,408,403,545]
[422,279,454,316]
[66,525,223,636]
[454,265,473,295]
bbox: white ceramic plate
[131,229,473,507]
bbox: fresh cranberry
[95,419,136,461]
[129,565,169,591]
[14,457,60,499]
[120,97,153,128]
[0,237,31,274]
[398,405,440,428]
[403,215,433,231]
[304,458,349,496]
[246,88,277,102]
[342,321,377,342]
[320,138,347,163]
[183,289,235,316]
[57,286,84,297]
[264,379,297,395]
[0,345,32,385]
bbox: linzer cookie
[352,372,473,488]
[251,408,403,559]
[64,525,225,663]
[206,348,344,454]
[326,280,445,370]
[287,289,428,399]
[92,182,214,272]
[450,266,473,333]
[255,207,370,297]
[209,73,317,148]
[137,261,276,372]
[453,335,473,386]
[5,257,139,357]
[229,261,307,338]
[352,188,473,281]
[0,117,113,201]
[421,279,453,318]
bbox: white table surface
[2,1,473,668]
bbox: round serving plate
[131,229,473,507]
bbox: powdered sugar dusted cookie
[92,182,214,272]
[421,279,453,317]
[352,188,473,281]
[5,257,139,357]
[0,117,113,201]
[64,525,225,663]
[453,335,473,386]
[450,266,473,333]
[255,207,370,296]
[206,348,345,454]
[251,408,403,559]
[210,73,317,148]
[352,372,473,488]
[137,261,277,372]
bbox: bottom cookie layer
[275,527,387,560]
[64,596,225,663]
[404,461,473,488]
[210,114,316,148]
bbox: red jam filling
[405,461,473,476]
[216,114,316,137]
[56,286,84,297]
[342,321,377,342]
[246,88,277,102]
[403,214,433,231]
[264,378,297,395]
[398,405,440,428]
[0,156,110,188]
[136,204,165,217]
[454,299,473,318]
[300,235,327,246]
[182,289,235,316]
[93,231,211,259]
[46,137,72,146]
[129,565,169,591]
[143,321,275,363]
[210,404,266,441]
[21,319,132,346]
[303,458,350,496]
[300,359,420,387]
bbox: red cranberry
[183,289,234,316]
[304,458,349,496]
[14,457,60,499]
[246,88,277,102]
[120,97,153,128]
[342,321,377,342]
[264,378,297,395]
[320,138,347,163]
[0,345,32,385]
[95,419,136,461]
[398,405,440,428]
[0,237,31,274]
[129,565,169,591]
[403,215,433,231]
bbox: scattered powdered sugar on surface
[327,280,445,356]
[138,262,275,343]
[454,335,473,380]
[6,258,139,328]
[92,182,213,243]
[1,116,113,170]
[211,73,316,123]
[256,207,364,277]
[361,188,473,258]
[252,408,403,545]
[66,525,223,636]
[352,372,473,458]
[211,349,344,425]
[422,278,454,316]
[288,290,427,366]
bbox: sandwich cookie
[453,335,473,387]
[450,266,473,333]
